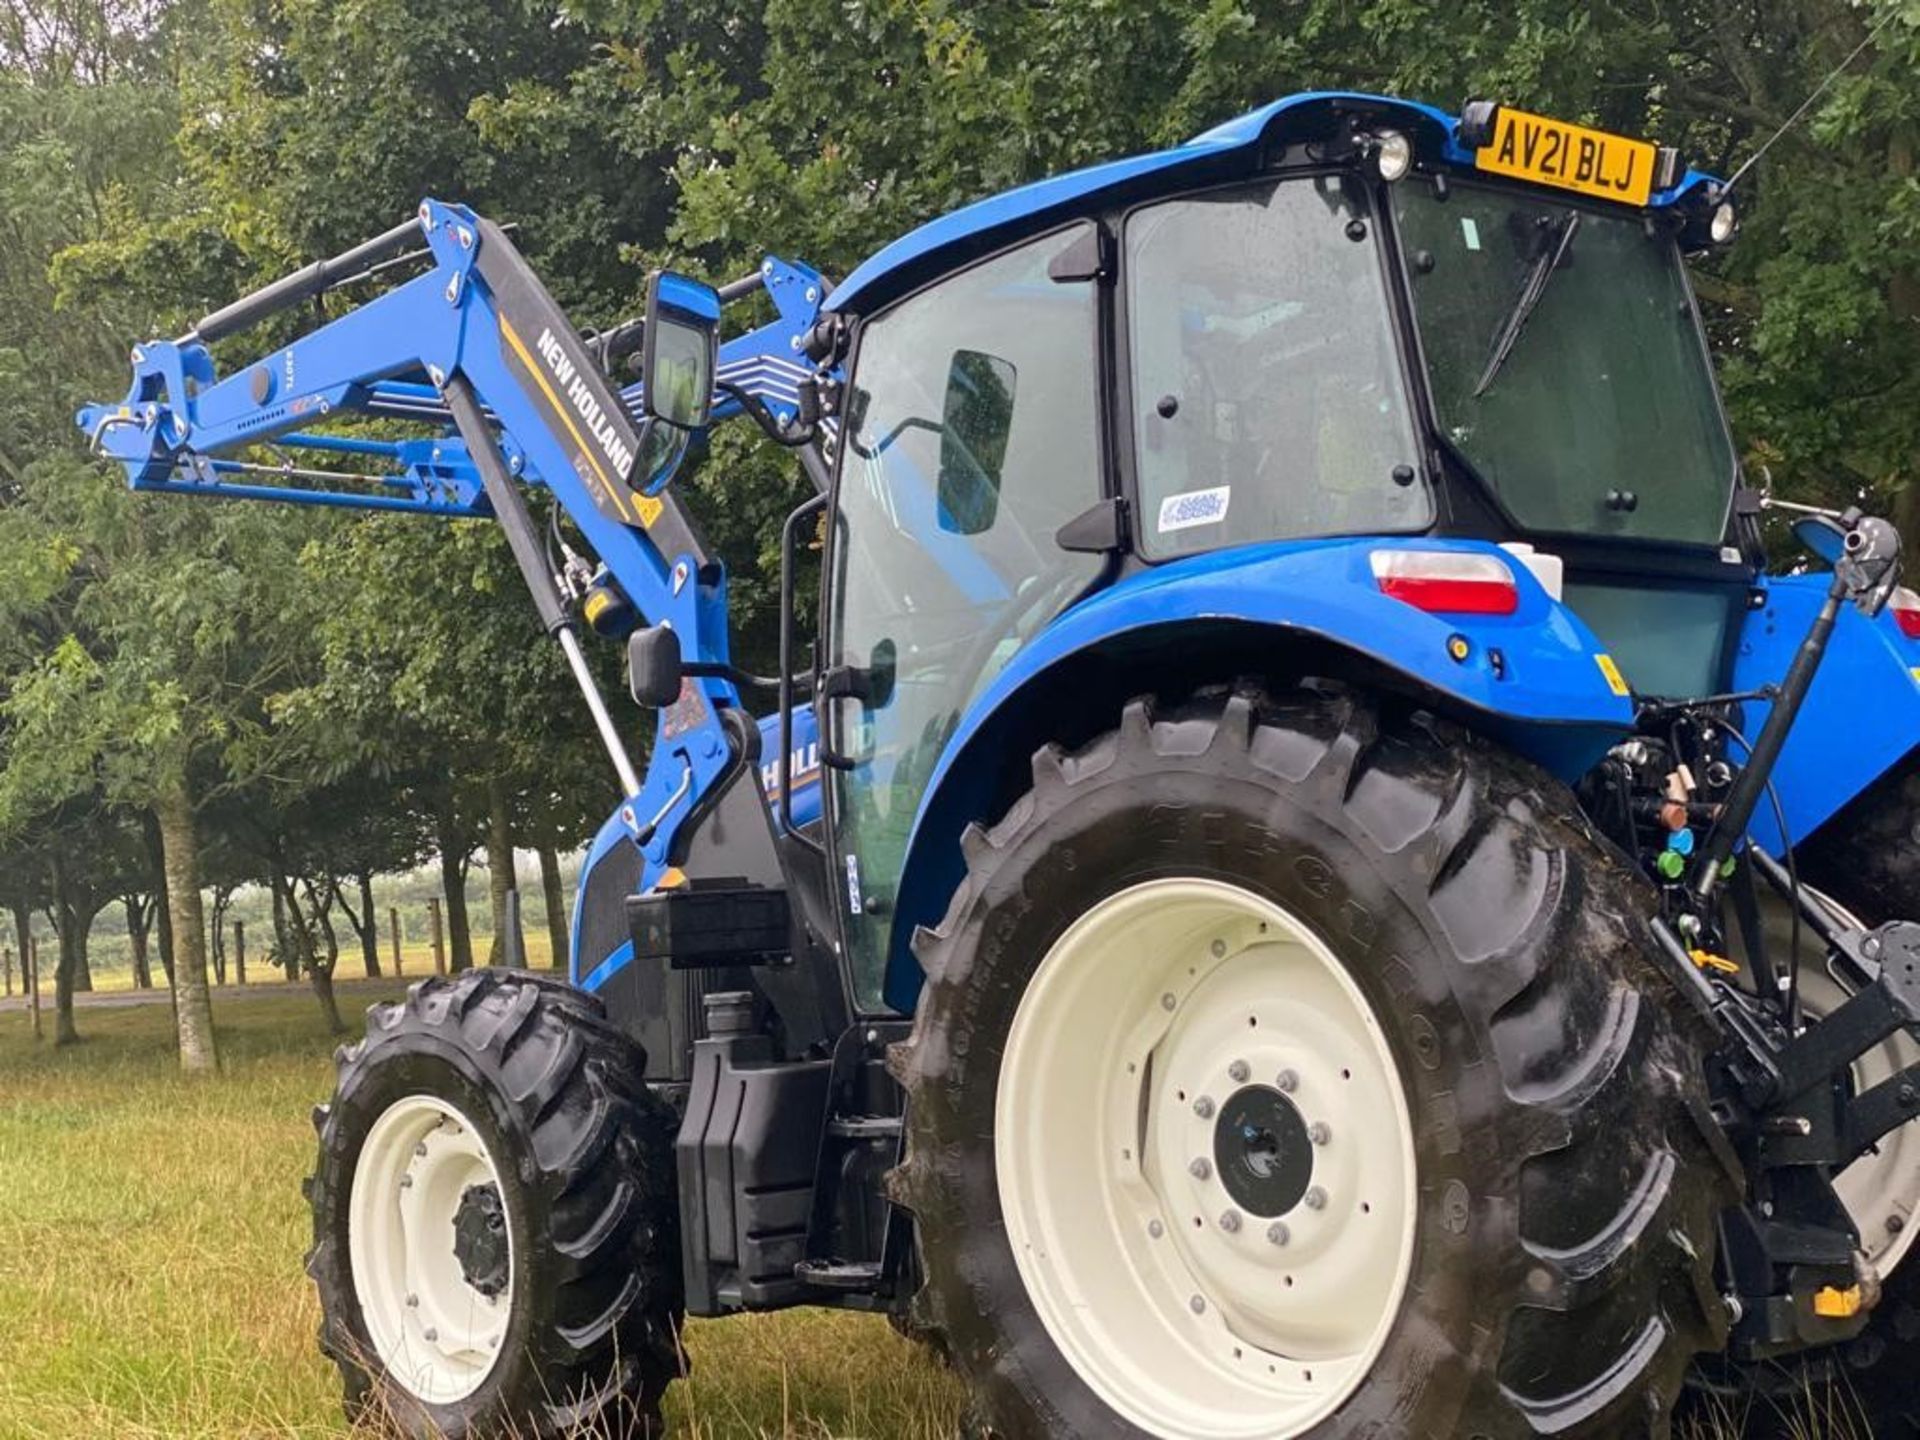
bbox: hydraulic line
[443,375,643,798]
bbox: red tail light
[1893,587,1920,641]
[1370,550,1520,616]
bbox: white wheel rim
[348,1095,514,1403]
[995,878,1418,1440]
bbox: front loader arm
[77,199,835,890]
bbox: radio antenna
[1722,7,1902,194]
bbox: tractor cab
[809,94,1753,1009]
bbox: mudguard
[879,536,1636,1011]
[1736,573,1920,856]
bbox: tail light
[1370,550,1520,616]
[1893,586,1920,640]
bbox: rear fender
[879,537,1635,1011]
[1736,574,1920,855]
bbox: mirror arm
[715,378,820,449]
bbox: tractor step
[827,1115,903,1139]
[794,1259,884,1292]
[627,881,792,968]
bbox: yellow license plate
[1476,107,1657,207]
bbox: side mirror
[937,349,1015,535]
[642,271,720,431]
[1793,514,1849,567]
[628,623,683,708]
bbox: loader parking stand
[79,91,1920,1438]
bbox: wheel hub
[1214,1086,1313,1218]
[452,1182,510,1298]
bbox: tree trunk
[484,777,516,967]
[303,880,347,1035]
[70,934,92,993]
[350,870,381,978]
[537,843,569,972]
[47,855,80,1047]
[11,898,37,1042]
[272,879,298,983]
[125,896,152,990]
[234,921,246,986]
[155,782,219,1073]
[434,795,475,973]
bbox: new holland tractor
[81,91,1920,1438]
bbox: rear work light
[1370,550,1520,616]
[1893,586,1920,640]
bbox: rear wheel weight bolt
[1193,1096,1215,1119]
[1219,1210,1242,1233]
[1228,1059,1250,1083]
[1189,1157,1212,1180]
[1267,1221,1290,1246]
[1304,1186,1328,1211]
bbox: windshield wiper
[1474,211,1580,398]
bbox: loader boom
[79,199,835,887]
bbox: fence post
[234,920,246,986]
[428,898,446,976]
[390,908,403,977]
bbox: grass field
[0,987,963,1439]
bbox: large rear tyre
[891,684,1733,1439]
[306,969,682,1438]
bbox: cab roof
[825,90,1720,316]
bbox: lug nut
[423,1327,438,1343]
[1193,1096,1215,1119]
[415,1142,429,1157]
[1890,1215,1907,1236]
[1266,1221,1290,1246]
[399,1175,413,1189]
[1189,1157,1212,1181]
[1304,1186,1328,1211]
[1210,939,1227,958]
[1189,1295,1206,1315]
[1219,1209,1242,1233]
[1228,1059,1251,1083]
[1161,993,1177,1012]
[406,1294,419,1308]
[1308,1122,1331,1146]
[1276,1069,1298,1093]
[1148,1219,1165,1239]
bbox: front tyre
[306,970,682,1438]
[892,685,1733,1439]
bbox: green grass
[0,989,962,1439]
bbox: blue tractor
[82,92,1920,1438]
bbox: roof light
[1892,586,1920,640]
[1371,550,1519,616]
[1711,201,1739,245]
[1374,131,1414,183]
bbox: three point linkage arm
[77,199,838,886]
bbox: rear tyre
[306,969,682,1438]
[891,684,1733,1439]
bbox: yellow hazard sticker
[633,491,664,529]
[1911,666,1920,687]
[1595,653,1631,697]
